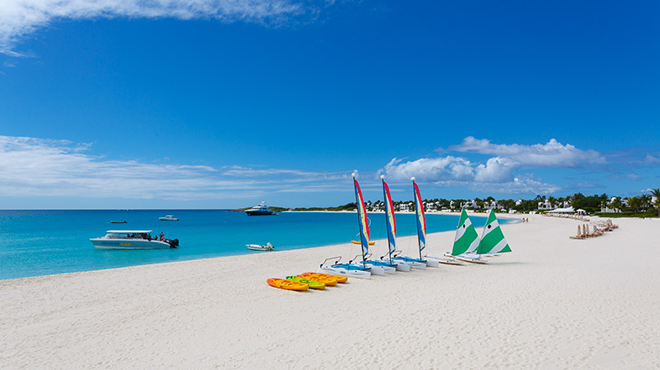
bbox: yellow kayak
[267,278,308,291]
[352,240,375,245]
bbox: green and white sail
[451,209,480,256]
[476,209,512,254]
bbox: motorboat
[159,215,179,221]
[110,220,127,224]
[246,242,274,251]
[245,201,275,216]
[90,230,179,250]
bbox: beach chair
[569,225,584,239]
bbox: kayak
[298,273,337,286]
[266,278,308,291]
[308,272,347,284]
[300,272,347,284]
[351,240,375,245]
[286,276,325,290]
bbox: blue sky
[0,0,659,209]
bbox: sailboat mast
[381,175,394,262]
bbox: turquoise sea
[0,210,498,281]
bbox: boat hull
[320,265,371,279]
[454,254,488,264]
[90,239,171,250]
[391,257,427,269]
[361,261,396,274]
[246,211,274,216]
[246,244,274,251]
[425,256,463,266]
[381,258,412,272]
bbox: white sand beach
[2,215,659,369]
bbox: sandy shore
[2,214,659,369]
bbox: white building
[538,199,553,210]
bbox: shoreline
[1,211,510,282]
[2,214,658,369]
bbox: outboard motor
[169,238,179,248]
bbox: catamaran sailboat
[374,176,413,272]
[389,177,439,268]
[320,173,388,278]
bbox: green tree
[628,196,641,213]
[648,189,660,216]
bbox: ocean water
[0,210,498,280]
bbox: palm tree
[628,196,641,213]
[611,197,622,213]
[640,194,651,211]
[648,188,660,217]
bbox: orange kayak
[267,278,308,291]
[351,240,375,245]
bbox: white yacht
[245,201,275,216]
[159,215,179,221]
[90,230,179,249]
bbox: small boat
[110,220,127,224]
[320,174,381,279]
[299,272,342,285]
[448,209,512,264]
[266,278,308,291]
[286,276,325,290]
[159,215,179,221]
[90,230,179,249]
[351,240,375,246]
[245,201,275,216]
[388,178,440,268]
[246,242,274,251]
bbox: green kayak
[286,276,325,290]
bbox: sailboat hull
[361,261,396,274]
[425,256,463,266]
[391,257,426,269]
[454,254,488,264]
[424,259,440,267]
[320,265,371,279]
[381,258,412,272]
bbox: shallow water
[0,210,495,280]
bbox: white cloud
[645,153,660,164]
[0,0,315,55]
[380,137,609,195]
[0,135,351,200]
[474,157,515,183]
[380,156,474,183]
[448,136,606,168]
